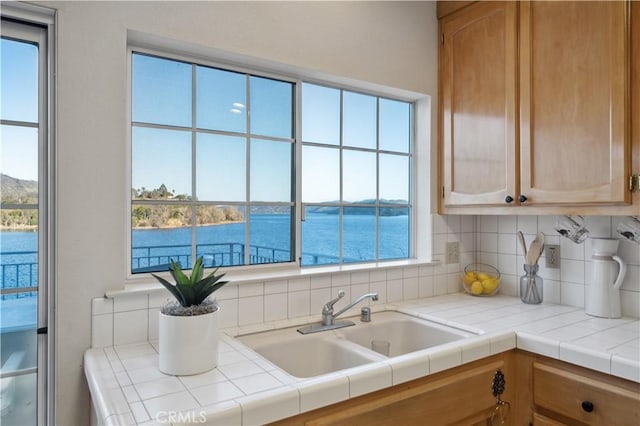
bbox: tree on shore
[132,184,244,228]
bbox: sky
[1,38,39,182]
[1,46,411,202]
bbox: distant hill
[1,174,38,204]
[307,199,409,216]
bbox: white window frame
[129,50,297,271]
[126,32,432,282]
[1,3,57,425]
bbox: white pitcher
[585,238,627,318]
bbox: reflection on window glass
[250,139,292,202]
[380,99,410,153]
[302,83,340,145]
[132,127,192,199]
[343,207,376,263]
[343,91,376,149]
[131,203,192,272]
[249,206,292,264]
[132,53,192,127]
[250,76,293,139]
[1,38,38,123]
[196,205,246,267]
[379,208,409,260]
[197,66,246,133]
[302,145,339,203]
[342,150,376,202]
[196,134,245,202]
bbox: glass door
[1,18,50,426]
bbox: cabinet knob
[581,401,594,413]
[519,195,528,203]
[505,195,514,204]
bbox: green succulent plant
[152,257,229,308]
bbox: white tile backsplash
[476,215,640,316]
[92,214,639,350]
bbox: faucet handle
[323,289,345,313]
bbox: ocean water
[1,213,409,282]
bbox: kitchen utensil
[555,215,589,243]
[616,216,640,244]
[517,231,527,258]
[585,238,627,318]
[526,233,545,266]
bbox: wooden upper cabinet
[441,1,517,207]
[519,1,630,205]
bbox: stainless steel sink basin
[236,311,474,378]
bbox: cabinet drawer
[533,362,640,425]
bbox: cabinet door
[519,1,630,205]
[441,1,517,206]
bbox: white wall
[37,2,438,424]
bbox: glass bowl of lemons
[462,263,501,296]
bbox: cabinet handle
[505,195,514,204]
[519,195,528,203]
[581,401,594,413]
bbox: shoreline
[133,220,245,230]
[0,225,38,232]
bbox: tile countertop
[85,294,640,426]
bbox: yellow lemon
[463,271,477,286]
[470,280,483,295]
[477,272,490,281]
[482,278,499,294]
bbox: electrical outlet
[545,244,560,269]
[446,241,459,264]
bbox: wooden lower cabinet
[271,350,640,426]
[270,353,514,426]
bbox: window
[130,50,413,274]
[1,14,52,425]
[131,53,294,272]
[301,84,412,265]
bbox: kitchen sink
[237,326,383,378]
[236,311,475,378]
[337,311,473,357]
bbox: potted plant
[152,256,229,375]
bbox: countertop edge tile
[559,342,612,375]
[611,355,640,382]
[347,362,393,398]
[516,332,561,359]
[237,385,300,426]
[298,373,350,413]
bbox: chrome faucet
[322,290,379,326]
[297,289,379,334]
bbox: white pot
[158,307,219,375]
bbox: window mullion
[338,89,344,265]
[244,75,251,266]
[191,63,197,268]
[375,97,380,261]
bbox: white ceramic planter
[158,307,219,375]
